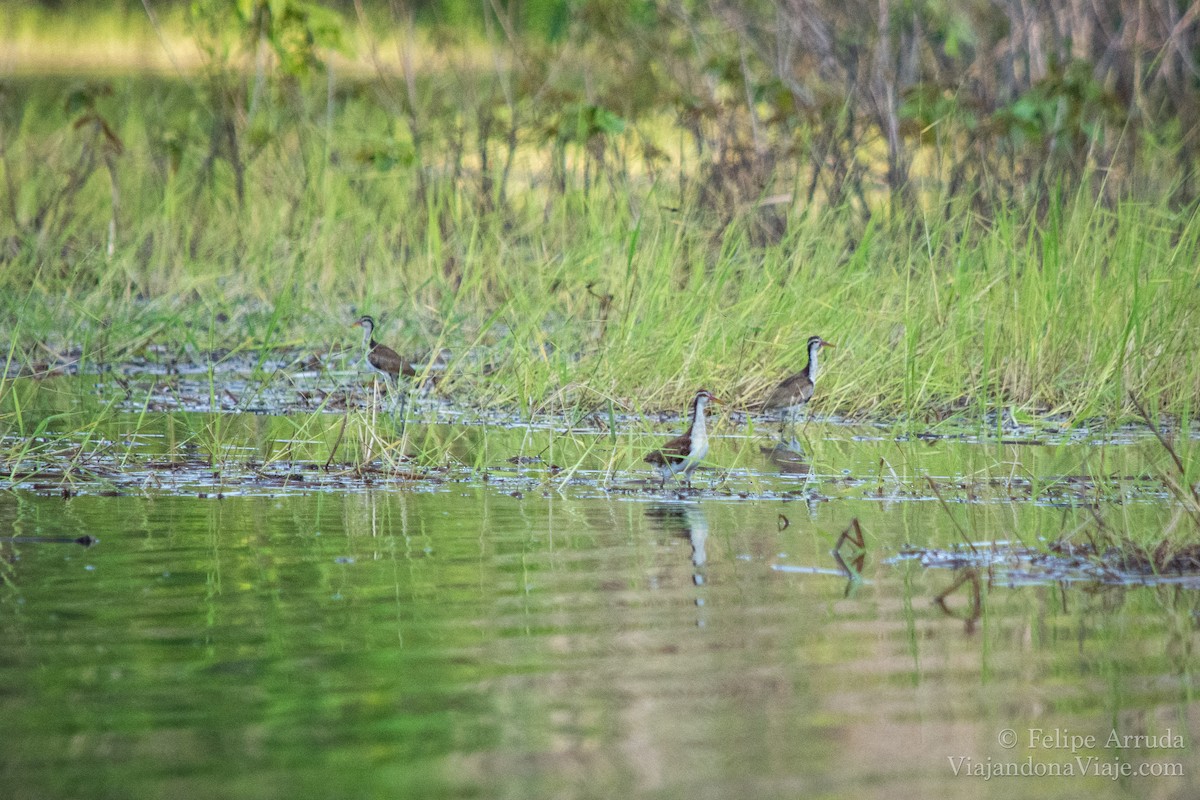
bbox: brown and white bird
[352,315,414,390]
[759,335,835,430]
[645,389,722,487]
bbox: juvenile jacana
[759,335,835,431]
[352,315,415,390]
[645,389,722,487]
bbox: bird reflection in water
[760,439,810,477]
[644,502,710,588]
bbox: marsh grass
[3,30,1200,559]
[4,65,1199,423]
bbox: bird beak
[821,341,836,348]
[351,320,363,328]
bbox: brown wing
[369,343,413,378]
[645,433,691,466]
[761,371,813,409]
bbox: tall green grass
[2,73,1199,424]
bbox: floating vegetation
[891,540,1200,589]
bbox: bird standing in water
[352,315,416,406]
[645,389,722,488]
[758,335,835,434]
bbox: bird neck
[806,345,820,383]
[687,398,709,446]
[360,325,377,353]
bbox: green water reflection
[0,487,1196,799]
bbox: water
[1,459,1197,799]
[3,366,1198,797]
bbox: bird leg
[779,409,793,441]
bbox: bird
[644,389,722,487]
[758,335,835,433]
[351,315,414,392]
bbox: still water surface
[2,435,1197,799]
